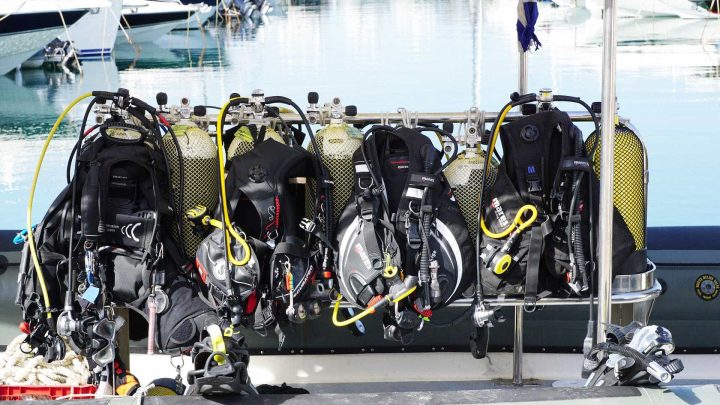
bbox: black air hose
[67,98,99,309]
[419,146,434,306]
[570,129,588,288]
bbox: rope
[0,0,29,23]
[53,1,83,74]
[0,334,90,386]
[111,5,135,46]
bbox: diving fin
[186,325,257,396]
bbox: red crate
[0,385,97,400]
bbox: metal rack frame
[181,0,641,386]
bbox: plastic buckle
[528,180,542,193]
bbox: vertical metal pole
[597,0,617,344]
[512,308,524,385]
[513,29,529,386]
[471,0,483,106]
[518,50,528,94]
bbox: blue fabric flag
[517,0,542,52]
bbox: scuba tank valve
[306,92,320,124]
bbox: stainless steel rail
[338,281,662,309]
[169,110,601,126]
[450,281,662,307]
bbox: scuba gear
[335,124,474,341]
[305,94,363,226]
[18,89,215,373]
[186,92,334,394]
[228,126,287,158]
[224,91,301,159]
[444,109,498,247]
[305,94,363,299]
[160,95,220,259]
[214,92,334,327]
[585,121,649,275]
[583,322,684,386]
[192,209,261,322]
[478,92,599,309]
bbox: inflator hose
[570,131,588,288]
[475,100,514,301]
[66,98,99,310]
[331,286,417,327]
[27,92,94,318]
[216,98,254,268]
[418,147,435,306]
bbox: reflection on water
[114,31,228,70]
[0,0,719,229]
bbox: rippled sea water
[1,0,719,229]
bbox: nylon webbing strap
[524,226,543,310]
[273,241,309,258]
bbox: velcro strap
[358,196,375,221]
[273,241,310,258]
[405,187,424,200]
[408,172,440,189]
[560,157,592,172]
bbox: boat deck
[4,384,720,404]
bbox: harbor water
[1,0,719,230]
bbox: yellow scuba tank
[585,122,648,253]
[227,125,286,159]
[305,94,362,224]
[160,97,219,258]
[224,90,292,159]
[445,149,498,245]
[443,110,498,245]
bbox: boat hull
[0,10,86,75]
[585,0,714,18]
[61,0,123,59]
[117,1,196,43]
[174,5,215,30]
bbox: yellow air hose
[331,286,417,328]
[27,93,93,319]
[479,103,538,240]
[481,204,538,239]
[216,98,252,266]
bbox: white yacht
[584,0,714,18]
[117,0,197,44]
[0,1,94,75]
[61,0,123,59]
